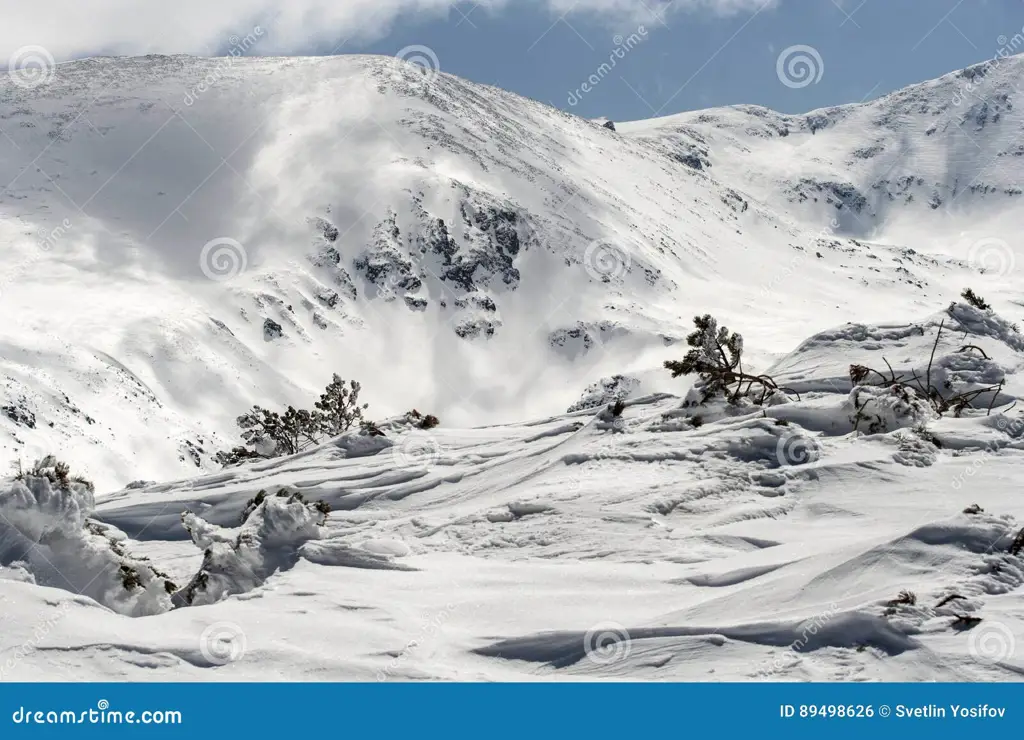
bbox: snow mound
[0,459,173,617]
[174,488,329,607]
[332,431,395,458]
[473,610,918,669]
[567,375,642,413]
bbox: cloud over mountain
[1,0,776,62]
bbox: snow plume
[173,488,329,607]
[0,459,173,617]
[1,0,776,62]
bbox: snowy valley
[1,53,1024,681]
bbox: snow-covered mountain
[4,53,1021,488]
[627,58,1024,235]
[3,53,1024,683]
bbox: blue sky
[7,0,1023,121]
[334,0,1024,120]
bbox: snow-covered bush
[1011,528,1024,556]
[848,317,1010,418]
[173,488,330,607]
[946,302,1024,352]
[664,314,743,401]
[958,288,991,312]
[15,455,95,494]
[404,409,440,430]
[362,410,441,437]
[0,457,174,616]
[665,314,794,405]
[214,445,265,467]
[567,375,640,413]
[236,405,322,457]
[332,428,395,457]
[845,384,936,434]
[217,374,384,463]
[1,458,340,615]
[315,375,368,435]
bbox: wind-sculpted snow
[473,611,920,669]
[3,305,1024,680]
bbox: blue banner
[1,683,1019,738]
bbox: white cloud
[1,0,776,62]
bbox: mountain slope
[0,53,1019,489]
[624,56,1024,242]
